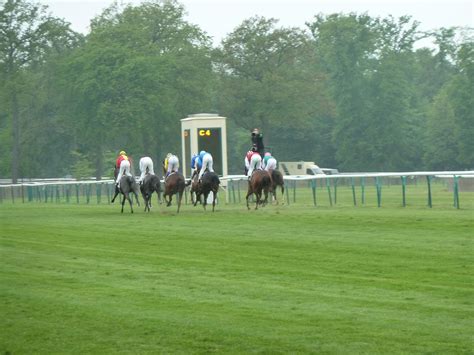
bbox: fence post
[292,180,296,203]
[426,176,433,208]
[361,177,365,205]
[453,176,460,209]
[55,185,60,203]
[311,179,317,206]
[333,177,338,204]
[351,177,356,206]
[285,181,290,205]
[401,176,407,207]
[76,184,80,204]
[27,186,33,202]
[326,177,333,206]
[375,176,382,207]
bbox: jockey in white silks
[115,150,133,187]
[164,153,180,178]
[262,152,277,171]
[138,156,155,184]
[197,150,214,181]
[246,148,262,179]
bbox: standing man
[115,150,132,187]
[197,150,214,181]
[251,128,265,157]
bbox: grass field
[1,185,473,353]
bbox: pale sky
[40,0,473,46]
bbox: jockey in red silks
[115,150,132,187]
[246,147,262,179]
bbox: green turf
[1,191,473,353]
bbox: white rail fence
[1,171,473,208]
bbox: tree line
[1,0,472,182]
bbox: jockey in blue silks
[197,150,214,182]
[190,153,200,181]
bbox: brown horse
[187,170,200,205]
[163,172,186,213]
[271,169,285,204]
[193,171,220,212]
[246,170,273,210]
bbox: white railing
[1,170,473,208]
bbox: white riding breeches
[167,155,180,175]
[139,157,154,183]
[247,155,262,177]
[198,154,214,180]
[264,158,277,171]
[116,160,132,184]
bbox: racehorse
[246,169,273,210]
[271,169,285,204]
[163,172,186,213]
[187,172,200,205]
[111,175,141,213]
[140,173,162,212]
[193,171,220,212]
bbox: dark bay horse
[187,171,200,205]
[163,172,186,213]
[271,169,285,204]
[246,169,273,210]
[140,174,162,212]
[193,171,220,212]
[111,175,141,213]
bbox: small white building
[180,113,228,179]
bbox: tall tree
[64,0,214,178]
[0,0,78,181]
[215,16,333,163]
[307,13,378,171]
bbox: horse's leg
[177,191,183,213]
[255,190,262,210]
[212,189,217,212]
[245,189,252,210]
[127,193,134,213]
[121,194,126,213]
[111,186,119,203]
[203,192,208,211]
[263,188,269,206]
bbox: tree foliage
[0,0,472,180]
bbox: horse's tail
[262,172,272,187]
[211,173,220,185]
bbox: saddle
[165,171,177,182]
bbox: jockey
[138,156,154,184]
[244,150,252,175]
[164,152,179,178]
[190,153,200,181]
[246,147,262,179]
[262,152,277,172]
[115,150,132,187]
[197,150,214,181]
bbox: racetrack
[1,202,473,353]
